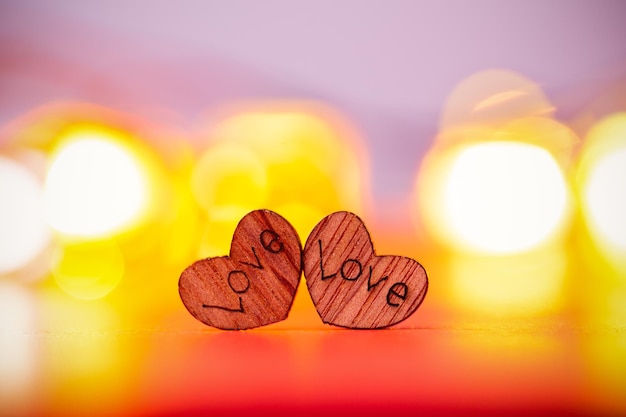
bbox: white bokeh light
[44,134,148,237]
[444,141,568,253]
[583,147,626,251]
[0,156,50,273]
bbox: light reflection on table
[1,277,624,417]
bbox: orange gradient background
[1,2,626,416]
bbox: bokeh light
[414,71,577,317]
[584,148,626,250]
[444,141,568,253]
[0,282,39,416]
[417,70,574,255]
[198,209,248,257]
[44,129,149,237]
[579,113,626,258]
[51,239,125,300]
[1,0,626,411]
[38,291,133,416]
[417,136,571,255]
[194,105,367,255]
[0,103,202,310]
[449,249,567,314]
[439,69,554,131]
[191,142,268,217]
[0,156,50,274]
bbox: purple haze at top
[1,0,625,209]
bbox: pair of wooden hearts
[179,210,428,330]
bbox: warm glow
[0,156,50,273]
[419,71,574,254]
[583,148,626,251]
[194,107,367,259]
[52,239,125,300]
[449,250,566,314]
[38,290,128,415]
[578,114,626,263]
[440,69,555,130]
[44,131,149,237]
[444,141,568,253]
[191,143,268,215]
[0,282,38,416]
[206,109,365,214]
[473,90,529,112]
[197,208,248,258]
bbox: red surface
[6,288,619,417]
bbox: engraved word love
[179,210,302,330]
[303,211,428,329]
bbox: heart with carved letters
[179,209,302,330]
[303,211,428,329]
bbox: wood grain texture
[304,211,428,329]
[179,209,302,330]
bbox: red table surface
[2,286,624,417]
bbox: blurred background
[1,1,626,416]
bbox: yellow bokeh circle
[52,239,124,300]
[578,113,626,258]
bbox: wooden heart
[179,209,302,330]
[303,211,428,329]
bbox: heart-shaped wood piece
[179,209,302,330]
[303,211,428,329]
